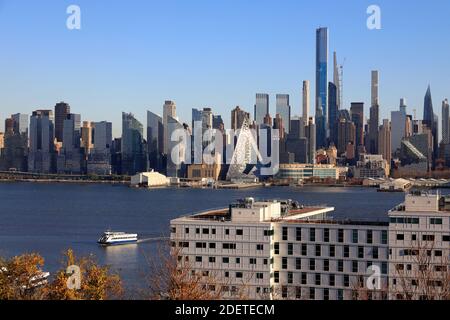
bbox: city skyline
[1,1,450,137]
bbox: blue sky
[1,0,450,137]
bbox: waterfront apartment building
[170,198,389,300]
[276,164,339,181]
[388,192,450,300]
[170,192,449,300]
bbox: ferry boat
[97,231,138,246]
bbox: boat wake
[137,237,169,243]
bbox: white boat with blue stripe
[98,231,138,246]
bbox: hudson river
[0,183,410,298]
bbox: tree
[0,253,47,300]
[147,244,249,300]
[44,249,123,300]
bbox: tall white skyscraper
[163,100,177,154]
[302,81,310,123]
[371,70,379,107]
[442,99,450,144]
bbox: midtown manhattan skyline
[1,0,450,137]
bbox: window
[202,228,209,235]
[274,271,279,283]
[288,243,294,255]
[209,243,216,249]
[329,274,335,286]
[372,247,379,259]
[236,229,243,236]
[324,259,330,271]
[397,234,404,241]
[358,246,364,259]
[315,273,321,285]
[222,257,229,264]
[256,273,264,279]
[263,259,268,265]
[288,272,293,284]
[435,250,443,257]
[381,230,388,244]
[196,242,207,249]
[264,229,274,237]
[309,259,315,271]
[310,228,316,242]
[185,228,189,234]
[224,271,229,278]
[256,244,264,251]
[209,257,216,263]
[236,272,243,278]
[337,289,343,300]
[236,257,241,264]
[443,235,450,242]
[195,256,202,262]
[338,229,344,243]
[329,245,335,257]
[296,258,301,270]
[412,234,417,241]
[196,228,200,234]
[296,227,302,241]
[344,245,350,258]
[315,245,321,257]
[282,257,288,270]
[352,261,358,273]
[295,287,301,299]
[309,288,315,300]
[352,230,358,243]
[338,260,344,272]
[324,228,330,242]
[274,242,280,255]
[324,288,330,300]
[381,262,387,274]
[282,227,288,240]
[222,243,236,250]
[301,273,307,285]
[301,244,307,256]
[282,286,288,298]
[211,229,216,235]
[367,230,373,244]
[225,229,230,235]
[422,235,435,241]
[344,275,350,287]
[249,258,257,265]
[430,218,443,225]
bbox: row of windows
[191,256,270,265]
[276,258,388,274]
[173,241,267,251]
[273,271,387,287]
[395,234,449,242]
[172,227,274,237]
[390,217,446,225]
[280,227,387,244]
[274,243,382,259]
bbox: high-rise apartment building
[378,119,391,164]
[302,81,310,124]
[28,110,55,173]
[316,27,329,148]
[276,94,291,134]
[54,102,70,143]
[255,94,269,126]
[231,106,250,130]
[442,99,449,144]
[350,103,364,149]
[369,71,379,154]
[121,112,147,175]
[87,121,112,175]
[328,82,338,146]
[147,111,164,173]
[391,100,408,153]
[163,100,177,154]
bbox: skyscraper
[306,117,316,164]
[54,102,70,143]
[81,121,94,155]
[350,102,364,149]
[423,85,438,166]
[369,70,379,154]
[315,27,328,148]
[87,121,112,175]
[166,116,187,178]
[255,94,269,126]
[163,100,177,154]
[442,99,450,144]
[276,94,291,134]
[378,119,391,164]
[57,113,82,174]
[121,112,147,175]
[302,81,310,123]
[328,82,338,146]
[147,111,164,172]
[391,99,407,153]
[231,106,250,130]
[12,113,28,135]
[28,110,55,173]
[333,52,341,109]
